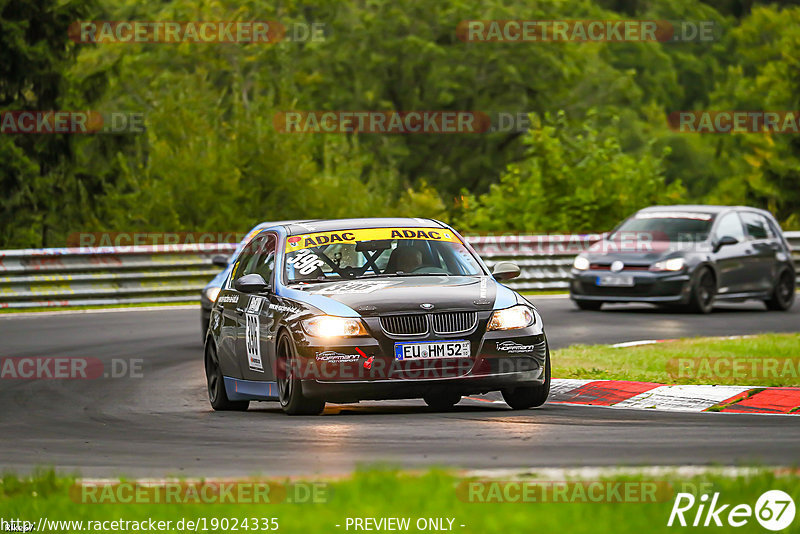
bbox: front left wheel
[277,333,326,416]
[501,341,551,410]
[205,343,249,411]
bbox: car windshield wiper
[288,276,339,285]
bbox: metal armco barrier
[0,244,235,309]
[1,233,798,309]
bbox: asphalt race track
[1,297,798,477]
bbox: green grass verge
[520,290,569,296]
[553,333,800,386]
[1,468,798,533]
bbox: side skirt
[224,376,280,401]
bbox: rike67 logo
[668,490,795,531]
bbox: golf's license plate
[596,275,635,287]
[394,340,471,361]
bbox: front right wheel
[687,267,715,314]
[574,300,603,311]
[501,342,551,410]
[423,391,462,411]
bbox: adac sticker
[286,227,460,250]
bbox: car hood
[291,275,515,316]
[585,240,698,264]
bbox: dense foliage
[1,0,798,247]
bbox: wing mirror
[714,236,739,252]
[492,261,521,281]
[234,273,269,294]
[212,254,230,268]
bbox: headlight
[302,316,369,338]
[651,257,686,272]
[204,286,221,303]
[487,305,535,331]
[573,255,590,270]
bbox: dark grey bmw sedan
[570,205,796,313]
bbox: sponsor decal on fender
[268,302,300,314]
[217,294,238,304]
[315,351,360,363]
[496,340,538,354]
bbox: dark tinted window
[740,212,774,240]
[232,234,276,284]
[612,213,713,242]
[715,212,746,241]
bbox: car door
[711,211,752,295]
[739,211,780,292]
[232,233,280,382]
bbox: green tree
[459,113,684,233]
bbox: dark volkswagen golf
[204,218,550,415]
[570,205,796,313]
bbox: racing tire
[501,342,551,410]
[205,343,250,411]
[423,392,462,411]
[575,300,602,311]
[765,270,796,311]
[201,315,210,342]
[277,332,326,416]
[687,267,716,314]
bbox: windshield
[611,212,714,242]
[283,227,483,282]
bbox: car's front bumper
[569,269,692,303]
[291,319,547,403]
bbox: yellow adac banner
[286,227,460,251]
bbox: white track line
[464,465,798,480]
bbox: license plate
[394,340,471,361]
[596,275,635,287]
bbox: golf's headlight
[302,316,368,338]
[204,286,221,303]
[573,255,590,271]
[651,257,685,272]
[487,305,535,331]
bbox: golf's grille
[380,314,427,335]
[380,312,478,335]
[431,311,477,334]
